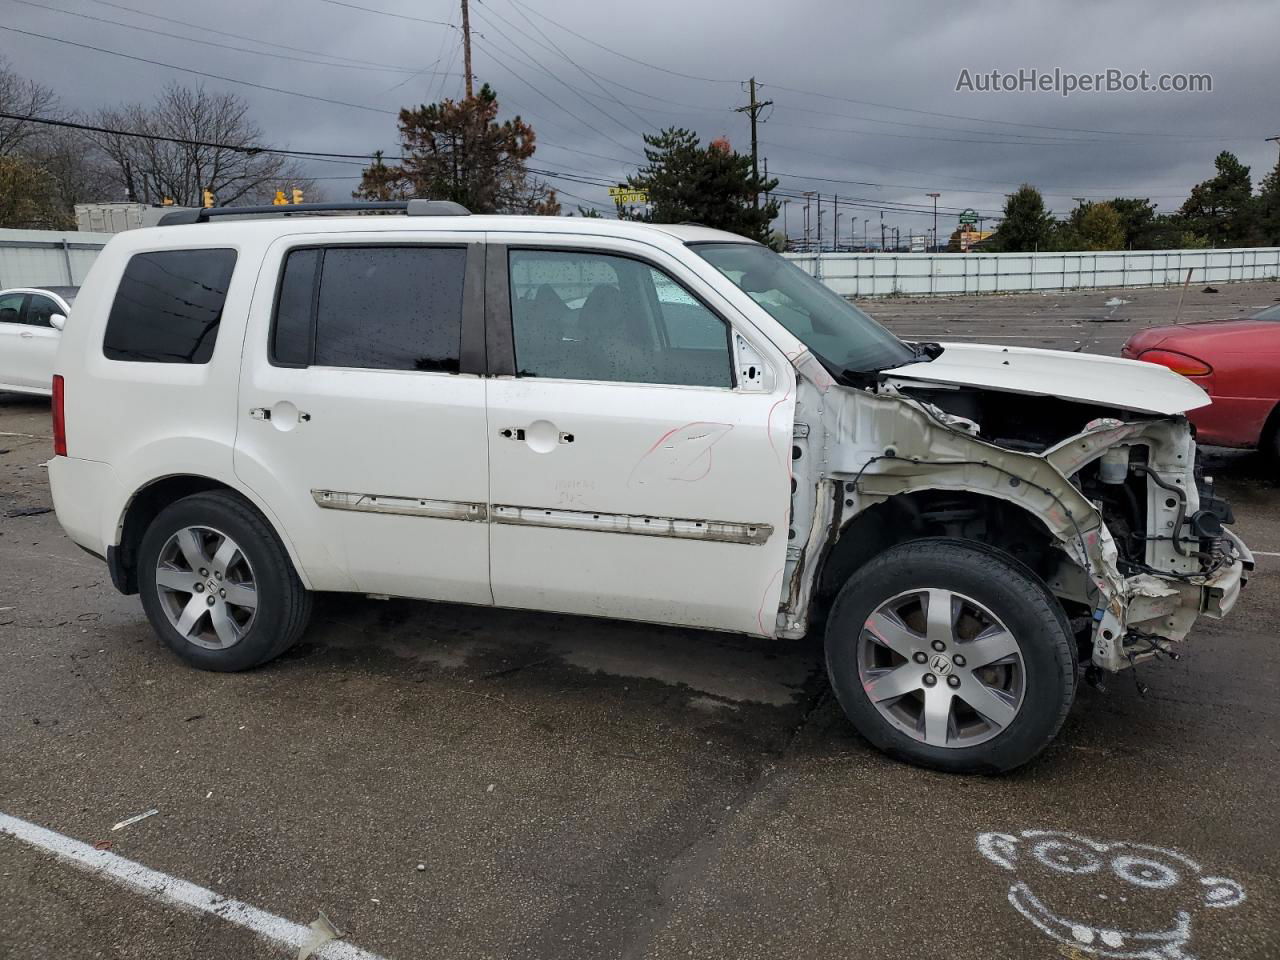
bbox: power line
[81,0,422,70]
[469,5,640,142]
[0,111,389,163]
[0,24,401,115]
[498,0,739,84]
[489,0,657,133]
[313,0,453,26]
[471,34,643,159]
[760,81,1251,142]
[6,0,436,76]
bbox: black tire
[824,538,1076,774]
[137,491,312,671]
[1260,405,1280,471]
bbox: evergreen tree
[1179,151,1258,247]
[626,128,778,242]
[356,84,558,215]
[989,184,1056,251]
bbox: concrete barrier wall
[0,229,113,289]
[784,247,1280,298]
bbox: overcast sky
[3,0,1278,241]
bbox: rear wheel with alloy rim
[138,491,312,671]
[825,539,1076,773]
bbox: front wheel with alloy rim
[138,491,312,671]
[825,539,1076,774]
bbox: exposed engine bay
[777,342,1253,675]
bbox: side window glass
[0,293,24,326]
[271,248,320,366]
[312,246,465,373]
[649,269,730,351]
[26,296,58,328]
[508,250,732,387]
[103,249,237,363]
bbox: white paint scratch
[0,812,389,960]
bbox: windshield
[1255,303,1280,321]
[692,242,916,375]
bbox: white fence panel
[786,246,1280,298]
[0,229,113,288]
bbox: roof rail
[157,199,471,227]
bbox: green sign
[959,208,979,225]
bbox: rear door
[234,233,492,603]
[483,235,794,635]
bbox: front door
[235,234,492,604]
[483,236,794,635]
[21,293,63,390]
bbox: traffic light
[291,188,304,205]
[273,191,288,206]
[202,188,215,208]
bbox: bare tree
[0,56,59,158]
[93,83,315,207]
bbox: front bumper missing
[1091,530,1253,672]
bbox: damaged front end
[779,346,1252,674]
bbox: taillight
[52,374,67,457]
[1137,349,1212,377]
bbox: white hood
[883,342,1210,416]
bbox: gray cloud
[4,0,1277,237]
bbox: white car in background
[0,286,75,396]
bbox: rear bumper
[48,455,117,560]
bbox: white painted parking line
[1251,551,1280,557]
[0,812,389,960]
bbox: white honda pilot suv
[49,200,1251,773]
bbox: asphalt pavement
[1,281,1277,960]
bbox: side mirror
[49,313,66,331]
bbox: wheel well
[1260,401,1280,454]
[114,476,242,594]
[814,489,1068,619]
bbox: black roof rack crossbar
[157,199,470,226]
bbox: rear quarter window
[103,249,237,363]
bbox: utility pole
[816,194,823,251]
[460,0,474,98]
[926,193,940,252]
[832,195,839,252]
[781,198,790,248]
[735,77,773,208]
[879,210,885,252]
[1267,136,1280,165]
[863,218,869,250]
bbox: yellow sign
[608,187,648,205]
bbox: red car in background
[1123,302,1280,460]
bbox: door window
[0,293,25,326]
[25,295,59,328]
[272,246,466,373]
[508,250,732,387]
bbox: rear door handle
[250,406,310,423]
[20,331,33,339]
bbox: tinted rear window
[271,246,466,373]
[314,246,465,372]
[104,249,236,363]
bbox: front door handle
[20,331,33,339]
[499,423,575,446]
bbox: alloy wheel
[154,525,258,650]
[856,588,1026,748]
